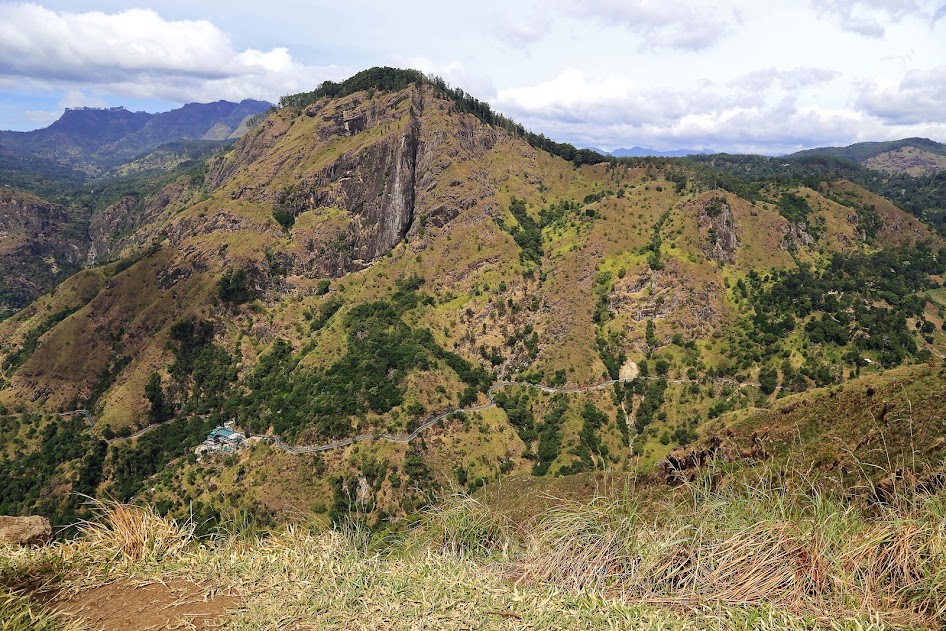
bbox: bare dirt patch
[619,358,639,381]
[52,579,238,631]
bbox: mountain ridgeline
[1,67,945,532]
[0,98,273,315]
[0,99,272,172]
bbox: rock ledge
[0,515,53,546]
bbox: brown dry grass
[74,497,196,564]
[4,475,945,630]
[517,472,946,628]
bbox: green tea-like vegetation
[646,211,670,271]
[562,402,610,475]
[168,318,238,413]
[109,416,218,502]
[233,277,491,441]
[0,414,105,528]
[85,354,131,410]
[687,153,946,235]
[532,395,568,476]
[218,267,258,305]
[776,191,812,224]
[496,197,543,268]
[727,244,945,382]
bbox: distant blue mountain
[582,146,712,158]
[0,99,272,170]
[609,146,711,158]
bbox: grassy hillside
[864,146,946,177]
[701,363,946,481]
[0,72,944,534]
[686,153,946,236]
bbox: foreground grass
[0,589,82,631]
[2,474,944,630]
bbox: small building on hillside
[196,426,246,458]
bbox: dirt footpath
[52,579,238,630]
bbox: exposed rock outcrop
[661,435,724,485]
[209,85,508,280]
[304,118,420,263]
[0,515,53,545]
[782,221,814,249]
[696,195,739,263]
[0,188,89,314]
[658,432,770,486]
[89,182,200,263]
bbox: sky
[0,1,944,154]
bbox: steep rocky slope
[0,188,88,317]
[863,146,946,176]
[0,102,271,314]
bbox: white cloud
[0,1,943,150]
[401,58,497,101]
[810,0,941,36]
[59,90,108,110]
[0,3,344,103]
[493,66,945,154]
[493,2,554,48]
[22,109,60,125]
[489,0,738,51]
[495,69,733,129]
[934,2,946,22]
[569,0,738,51]
[20,89,108,125]
[858,66,946,124]
[731,67,840,93]
[496,69,635,117]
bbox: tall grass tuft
[517,496,641,591]
[7,484,945,629]
[75,497,195,563]
[409,494,514,560]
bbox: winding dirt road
[57,374,774,455]
[257,377,637,455]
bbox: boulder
[661,435,725,486]
[0,515,53,546]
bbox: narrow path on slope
[54,409,94,426]
[254,374,775,455]
[53,410,210,444]
[53,375,777,455]
[108,415,212,443]
[252,377,634,454]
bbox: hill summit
[789,137,946,176]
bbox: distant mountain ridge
[0,99,272,173]
[588,146,711,158]
[611,146,711,158]
[789,137,946,176]
[789,137,946,161]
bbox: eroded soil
[51,579,238,630]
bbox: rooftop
[209,427,240,439]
